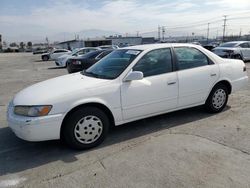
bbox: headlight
[14,105,52,117]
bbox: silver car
[212,41,250,62]
[55,47,100,67]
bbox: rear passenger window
[239,43,249,48]
[54,50,66,53]
[133,48,172,77]
[174,47,209,70]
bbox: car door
[239,42,250,60]
[121,48,178,120]
[50,50,65,59]
[174,47,219,107]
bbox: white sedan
[41,49,71,61]
[55,47,100,67]
[7,44,248,149]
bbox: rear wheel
[205,84,228,113]
[61,107,110,150]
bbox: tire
[61,107,110,150]
[234,54,242,60]
[205,83,229,113]
[42,55,49,61]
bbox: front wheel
[234,54,242,60]
[205,84,228,113]
[61,107,110,150]
[42,55,49,61]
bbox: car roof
[223,41,249,44]
[122,43,200,51]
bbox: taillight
[72,60,81,65]
[243,66,246,72]
[223,50,234,54]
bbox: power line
[139,14,250,38]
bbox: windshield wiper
[82,71,100,78]
[81,70,113,79]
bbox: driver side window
[133,48,173,77]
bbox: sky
[0,0,250,43]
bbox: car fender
[205,77,232,101]
[63,97,122,125]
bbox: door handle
[167,81,176,85]
[210,73,217,77]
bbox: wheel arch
[214,80,232,94]
[207,79,232,102]
[60,102,115,139]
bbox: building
[141,37,155,44]
[84,38,111,47]
[57,39,85,50]
[107,36,142,47]
[57,38,112,49]
[56,36,156,50]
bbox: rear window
[219,43,238,47]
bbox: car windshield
[219,42,238,47]
[72,48,79,54]
[82,49,141,79]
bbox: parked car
[212,41,250,61]
[67,50,113,73]
[203,42,219,51]
[55,47,100,67]
[41,49,71,61]
[98,45,119,49]
[33,49,48,55]
[7,44,248,149]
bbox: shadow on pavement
[0,105,230,176]
[48,67,65,70]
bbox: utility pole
[136,31,139,37]
[162,26,165,42]
[206,23,210,44]
[158,25,161,42]
[222,15,227,42]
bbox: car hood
[13,73,111,106]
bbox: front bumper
[55,60,65,67]
[7,104,64,142]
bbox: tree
[19,42,25,49]
[10,42,18,47]
[27,41,32,49]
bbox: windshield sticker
[126,50,140,55]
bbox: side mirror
[124,71,143,82]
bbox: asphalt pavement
[0,53,250,188]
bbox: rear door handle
[167,81,176,85]
[210,73,217,77]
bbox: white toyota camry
[7,44,248,149]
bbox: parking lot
[0,52,250,187]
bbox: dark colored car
[67,50,113,73]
